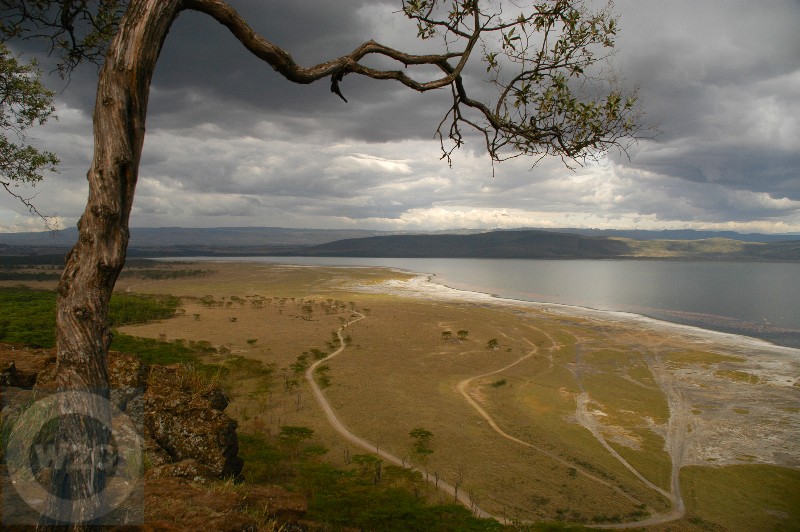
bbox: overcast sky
[2,0,798,234]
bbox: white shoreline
[356,272,800,359]
[158,257,800,358]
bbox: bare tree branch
[185,0,641,168]
[0,179,56,229]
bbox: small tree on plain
[409,427,434,458]
[278,425,315,461]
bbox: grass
[0,286,58,347]
[0,286,183,348]
[582,372,669,425]
[715,369,760,384]
[2,262,796,529]
[239,430,507,531]
[609,430,672,492]
[111,333,212,366]
[681,465,800,531]
[626,364,658,387]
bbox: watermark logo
[2,390,143,525]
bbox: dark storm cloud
[2,0,798,232]
[146,0,449,141]
[610,0,800,201]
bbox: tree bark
[46,0,184,527]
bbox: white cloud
[3,0,799,235]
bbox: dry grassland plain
[105,262,800,529]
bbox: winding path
[455,332,642,505]
[569,331,687,528]
[303,311,497,519]
[304,309,687,528]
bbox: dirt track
[310,312,687,527]
[305,311,498,518]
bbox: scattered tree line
[239,429,503,531]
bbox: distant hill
[0,226,392,248]
[294,230,800,260]
[537,228,800,243]
[624,237,800,261]
[297,230,630,258]
[1,227,798,261]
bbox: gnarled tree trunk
[47,0,183,526]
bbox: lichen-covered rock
[1,344,56,436]
[0,343,55,387]
[2,346,243,482]
[200,386,229,411]
[1,345,305,528]
[107,351,149,434]
[146,459,217,483]
[144,365,243,478]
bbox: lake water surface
[168,257,800,348]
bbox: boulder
[144,364,243,478]
[3,346,243,481]
[0,345,305,528]
[0,343,55,387]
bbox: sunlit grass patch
[681,465,800,531]
[582,372,669,424]
[715,369,760,384]
[610,429,672,492]
[626,364,658,387]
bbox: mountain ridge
[1,227,798,261]
[1,226,798,245]
[294,230,800,261]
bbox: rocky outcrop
[18,349,244,480]
[0,345,54,387]
[143,363,243,478]
[1,345,243,481]
[0,344,306,529]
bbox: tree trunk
[44,1,184,527]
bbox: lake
[165,257,800,349]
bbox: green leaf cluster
[0,43,58,193]
[405,1,641,165]
[1,0,124,73]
